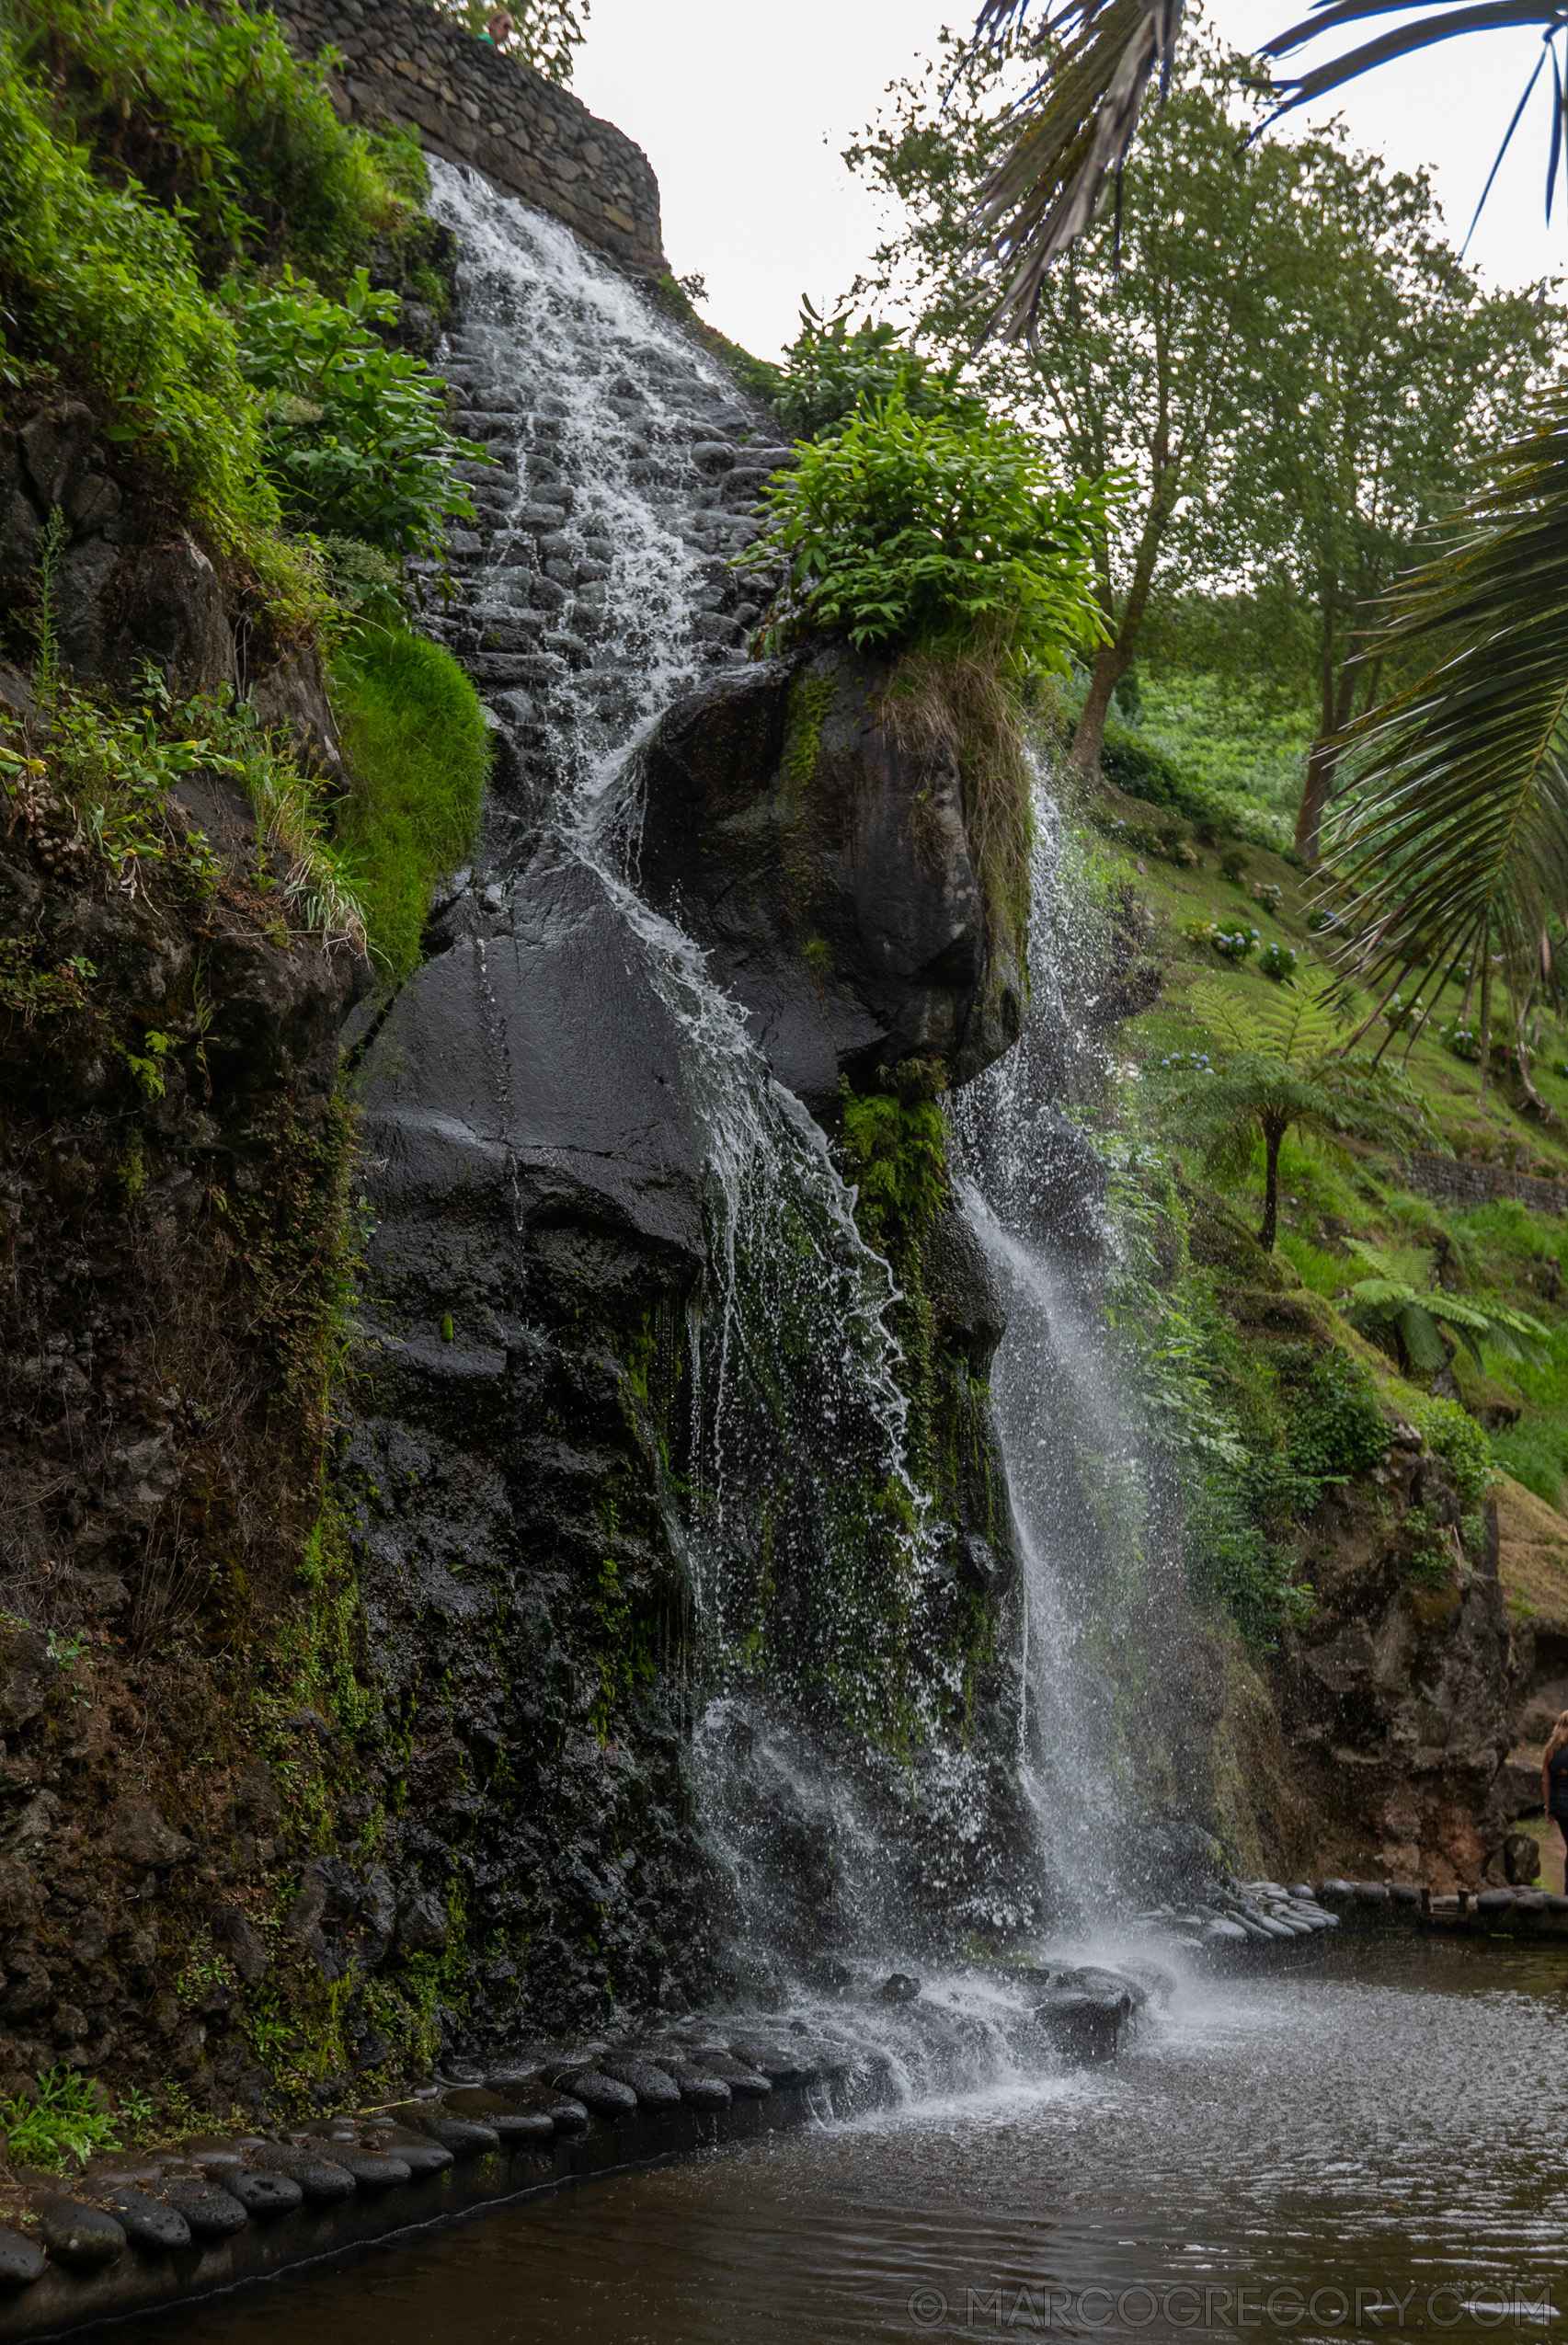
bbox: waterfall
[418,164,1022,1995]
[953,797,1180,1921]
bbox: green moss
[331,626,490,985]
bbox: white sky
[571,0,1568,360]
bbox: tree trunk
[1259,1115,1287,1253]
[1294,737,1338,865]
[1067,639,1133,785]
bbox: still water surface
[139,1941,1568,2343]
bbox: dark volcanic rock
[636,646,1024,1113]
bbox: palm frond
[961,0,1568,318]
[967,0,1184,339]
[1322,396,1568,1014]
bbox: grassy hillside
[1091,749,1568,1519]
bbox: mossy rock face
[635,644,1025,1114]
[1226,1288,1337,1342]
[1185,1186,1299,1290]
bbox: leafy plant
[235,269,486,564]
[772,298,982,441]
[744,392,1113,670]
[1257,941,1298,982]
[422,0,589,85]
[1144,977,1434,1250]
[1405,1390,1496,1515]
[1345,1241,1550,1377]
[16,0,424,287]
[0,2068,120,2169]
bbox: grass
[331,626,490,987]
[1085,758,1568,1525]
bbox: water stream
[136,1939,1568,2342]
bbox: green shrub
[838,1081,950,1249]
[1277,1344,1388,1490]
[0,2067,120,2169]
[1406,1390,1495,1513]
[20,0,423,287]
[744,393,1111,670]
[1257,941,1298,982]
[771,300,981,441]
[235,269,485,561]
[332,627,489,983]
[0,30,271,550]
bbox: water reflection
[132,1942,1568,2343]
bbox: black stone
[568,2068,638,2116]
[37,2195,126,2269]
[157,2179,251,2236]
[636,646,1021,1115]
[411,2113,502,2158]
[600,2057,681,2109]
[241,2144,355,2203]
[223,2168,304,2216]
[371,2127,457,2178]
[0,2223,45,2284]
[97,2187,193,2253]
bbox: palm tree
[967,0,1568,337]
[1146,977,1433,1249]
[1318,395,1568,1095]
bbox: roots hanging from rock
[883,640,1034,965]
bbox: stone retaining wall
[269,0,665,277]
[1400,1151,1568,1216]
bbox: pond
[130,1939,1568,2343]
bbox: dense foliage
[747,392,1112,669]
[236,269,483,561]
[0,0,473,588]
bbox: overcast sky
[572,1,1567,360]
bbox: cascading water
[418,165,1023,1996]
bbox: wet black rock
[409,2111,502,2157]
[372,2128,457,2177]
[0,2222,45,2284]
[440,2087,555,2141]
[241,2145,353,2204]
[568,2069,638,2117]
[636,646,1024,1115]
[874,1973,921,2004]
[97,2188,192,2253]
[156,2178,250,2236]
[601,2057,681,2109]
[223,2168,303,2216]
[36,2195,125,2269]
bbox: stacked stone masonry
[269,0,665,277]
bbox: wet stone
[0,2223,45,2284]
[411,2111,502,2157]
[223,2168,303,2216]
[568,2068,637,2116]
[371,2127,456,2178]
[37,2195,126,2269]
[600,2056,681,2108]
[158,2178,251,2236]
[441,2086,555,2141]
[98,2187,192,2253]
[242,2144,354,2203]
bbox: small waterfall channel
[382,166,1219,2085]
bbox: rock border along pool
[0,1885,1510,2343]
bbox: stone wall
[269,0,665,278]
[1401,1151,1568,1217]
